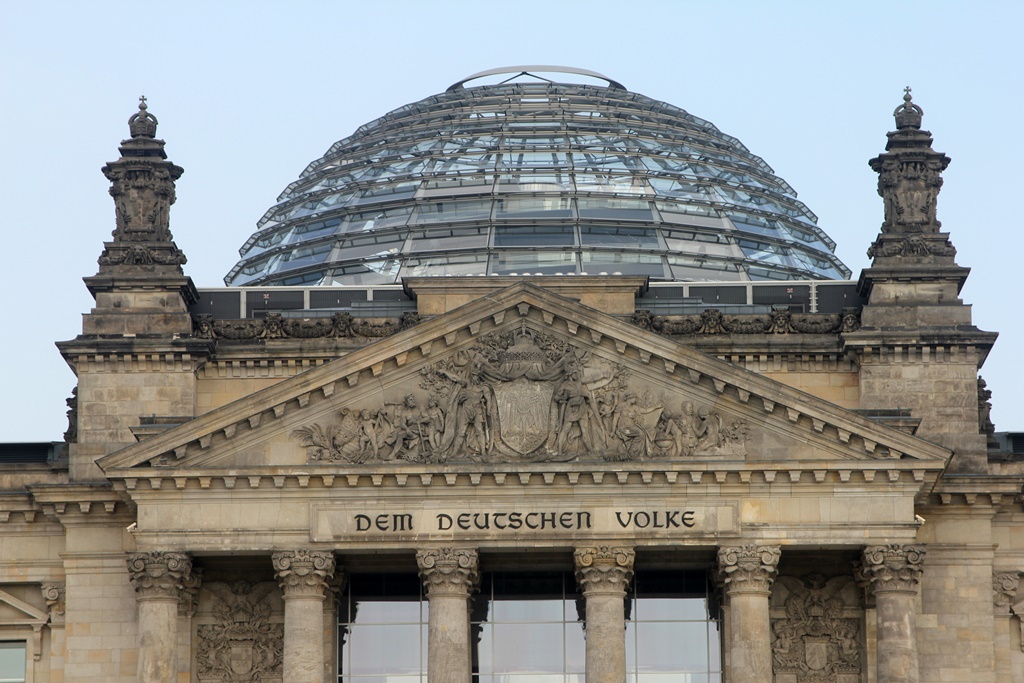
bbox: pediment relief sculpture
[291,326,748,464]
[196,580,283,682]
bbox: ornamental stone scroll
[717,545,782,593]
[860,544,926,593]
[573,546,636,595]
[416,547,480,598]
[126,551,194,601]
[271,549,336,599]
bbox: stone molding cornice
[27,483,135,524]
[993,572,1020,616]
[127,551,193,601]
[861,545,925,594]
[574,546,635,596]
[717,545,781,594]
[96,284,952,471]
[416,547,480,598]
[272,549,335,599]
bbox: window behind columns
[338,573,427,683]
[0,642,26,683]
[627,571,723,683]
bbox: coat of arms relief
[292,327,748,464]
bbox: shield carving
[803,638,830,671]
[492,377,554,455]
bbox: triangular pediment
[0,589,48,626]
[98,283,950,473]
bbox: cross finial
[139,95,148,110]
[903,86,912,102]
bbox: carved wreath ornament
[292,328,749,464]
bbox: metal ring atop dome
[447,65,626,92]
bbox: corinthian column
[861,544,925,683]
[574,546,635,683]
[717,545,780,683]
[416,547,479,683]
[273,550,336,683]
[126,551,193,683]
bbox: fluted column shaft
[417,547,479,683]
[273,550,336,683]
[862,545,925,683]
[717,545,780,683]
[574,546,634,683]
[127,551,193,683]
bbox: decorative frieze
[574,546,635,595]
[717,545,781,593]
[632,307,860,336]
[126,551,193,600]
[197,580,283,682]
[271,550,335,598]
[771,573,861,683]
[860,545,926,593]
[192,311,420,340]
[416,547,480,598]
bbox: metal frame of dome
[225,71,851,287]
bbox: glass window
[579,226,659,249]
[472,571,585,683]
[496,197,572,219]
[492,251,578,275]
[494,226,575,247]
[496,173,573,192]
[0,642,26,683]
[401,253,489,278]
[576,198,653,221]
[413,199,493,224]
[339,574,427,682]
[342,207,414,233]
[582,251,666,277]
[409,226,490,252]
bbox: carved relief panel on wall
[292,326,749,464]
[770,573,863,683]
[195,580,283,683]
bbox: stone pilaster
[994,572,1020,683]
[574,546,634,683]
[126,551,193,683]
[717,545,780,683]
[416,547,479,683]
[41,583,66,681]
[861,545,925,683]
[273,550,336,683]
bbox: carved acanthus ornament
[291,327,749,464]
[126,551,194,601]
[632,307,860,336]
[416,547,480,598]
[771,574,861,683]
[40,583,65,623]
[574,546,635,595]
[717,545,781,594]
[271,550,335,599]
[196,580,283,683]
[860,545,925,594]
[993,572,1020,616]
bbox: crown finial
[128,95,159,138]
[894,86,923,130]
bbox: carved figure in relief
[441,362,495,461]
[608,393,662,460]
[356,409,380,459]
[553,368,606,455]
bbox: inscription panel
[311,501,739,543]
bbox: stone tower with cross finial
[844,89,998,473]
[57,99,213,480]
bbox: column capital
[40,582,65,625]
[126,551,193,601]
[416,547,480,598]
[717,545,780,594]
[272,549,336,599]
[574,546,635,596]
[861,544,925,594]
[993,571,1020,616]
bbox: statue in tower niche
[292,327,749,464]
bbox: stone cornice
[923,475,1024,509]
[27,483,135,523]
[96,285,952,471]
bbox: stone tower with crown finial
[57,100,212,480]
[843,90,998,473]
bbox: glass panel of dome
[496,173,574,192]
[499,152,571,169]
[654,201,717,221]
[269,242,332,273]
[494,226,575,247]
[401,253,489,278]
[329,259,403,285]
[580,225,659,248]
[574,173,649,195]
[422,174,493,195]
[354,181,419,206]
[434,154,500,173]
[496,197,572,219]
[285,217,343,243]
[493,250,577,275]
[582,251,666,277]
[576,198,653,221]
[342,206,413,234]
[413,199,493,224]
[409,226,489,252]
[334,232,407,261]
[503,136,566,148]
[747,266,799,281]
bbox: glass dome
[225,67,850,287]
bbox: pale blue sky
[1,0,1022,440]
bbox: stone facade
[0,92,1021,683]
